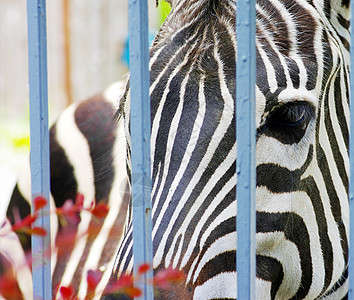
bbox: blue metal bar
[348,2,354,298]
[236,0,256,299]
[128,0,154,299]
[27,0,52,299]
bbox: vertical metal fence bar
[128,0,154,299]
[27,0,52,299]
[236,0,256,299]
[349,2,354,297]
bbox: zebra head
[108,0,350,298]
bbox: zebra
[1,81,130,299]
[102,0,350,299]
[2,0,350,299]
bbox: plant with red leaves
[59,285,76,300]
[33,196,48,212]
[102,264,186,298]
[90,203,109,219]
[1,196,49,238]
[85,269,103,299]
[1,194,186,300]
[138,263,150,275]
[56,194,109,227]
[153,267,186,290]
[103,273,142,298]
[0,256,23,300]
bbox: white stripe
[55,104,95,208]
[193,272,237,299]
[55,104,95,290]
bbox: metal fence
[27,0,354,299]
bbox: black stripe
[215,23,236,102]
[7,184,32,250]
[151,61,195,224]
[317,144,348,270]
[337,14,349,30]
[195,251,236,286]
[257,0,290,56]
[286,58,300,89]
[300,176,333,294]
[334,70,349,151]
[256,46,271,97]
[7,184,31,226]
[257,212,312,299]
[256,255,284,300]
[322,68,348,191]
[256,145,313,193]
[258,29,287,94]
[50,124,78,207]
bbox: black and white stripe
[105,0,350,299]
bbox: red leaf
[115,274,133,288]
[90,203,109,219]
[75,193,85,208]
[138,263,150,275]
[0,273,22,300]
[61,200,76,214]
[59,285,74,299]
[153,267,185,289]
[30,227,47,236]
[33,196,47,212]
[123,286,142,298]
[104,274,134,295]
[87,269,102,291]
[11,214,37,232]
[57,200,81,224]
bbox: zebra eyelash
[257,101,315,140]
[266,101,314,128]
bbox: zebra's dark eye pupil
[267,101,313,129]
[258,101,314,144]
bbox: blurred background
[0,0,171,218]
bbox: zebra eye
[267,102,312,129]
[259,101,314,144]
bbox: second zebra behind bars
[3,0,350,299]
